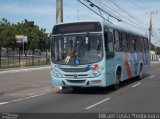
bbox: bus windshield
[51,33,103,65]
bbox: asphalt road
[0,62,160,116]
[0,66,59,103]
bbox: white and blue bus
[51,21,150,90]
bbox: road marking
[0,94,45,106]
[149,75,155,79]
[85,98,111,110]
[132,83,141,88]
[0,102,9,105]
[12,94,45,102]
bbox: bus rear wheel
[138,65,143,80]
[111,71,121,90]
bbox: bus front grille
[60,68,89,72]
[66,80,86,84]
[65,74,88,77]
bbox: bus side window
[129,35,134,52]
[144,38,149,52]
[114,30,120,52]
[140,37,144,52]
[135,36,139,52]
[104,31,114,52]
[137,37,141,52]
[122,32,127,52]
[133,36,138,52]
[146,38,149,52]
[126,34,131,52]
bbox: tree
[156,46,160,55]
[0,18,50,51]
[150,43,155,51]
[0,18,15,47]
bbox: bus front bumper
[51,74,106,87]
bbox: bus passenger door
[104,29,115,85]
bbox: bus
[50,20,150,90]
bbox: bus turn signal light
[91,80,101,84]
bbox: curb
[0,66,50,75]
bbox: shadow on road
[56,74,150,95]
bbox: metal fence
[1,47,159,69]
[151,54,159,62]
[0,47,50,69]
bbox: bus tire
[138,64,143,80]
[111,70,121,90]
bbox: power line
[143,0,158,13]
[92,0,122,18]
[78,0,149,31]
[77,0,112,23]
[107,0,148,29]
[91,0,148,30]
[152,28,160,43]
[107,0,160,45]
[85,0,122,21]
[143,0,160,35]
[89,0,148,30]
[78,0,160,46]
[87,0,148,31]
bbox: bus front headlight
[51,68,63,78]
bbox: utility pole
[77,9,80,21]
[148,12,157,51]
[148,12,152,51]
[56,0,63,23]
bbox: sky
[0,0,160,45]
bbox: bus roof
[54,20,148,38]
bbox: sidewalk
[0,65,50,74]
[151,61,160,64]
